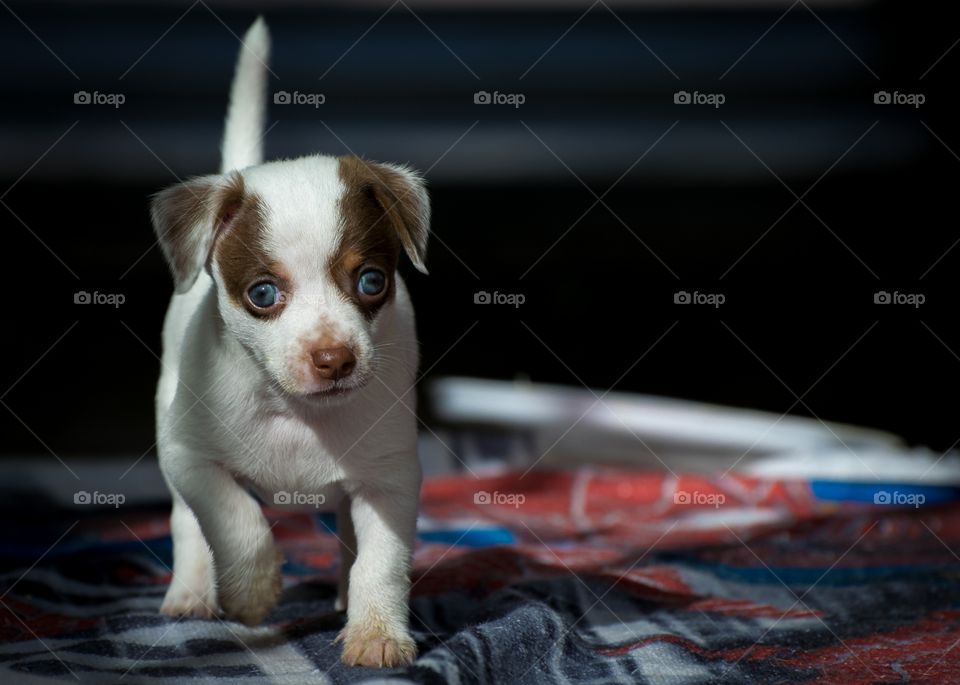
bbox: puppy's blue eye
[247,282,280,308]
[357,269,386,297]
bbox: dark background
[0,0,957,458]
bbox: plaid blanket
[2,468,959,684]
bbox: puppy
[151,18,426,668]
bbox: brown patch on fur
[333,157,415,320]
[210,175,286,317]
[151,172,273,297]
[337,157,428,272]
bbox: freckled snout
[311,346,356,381]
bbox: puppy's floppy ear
[341,157,431,274]
[150,173,246,292]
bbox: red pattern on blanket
[1,468,959,684]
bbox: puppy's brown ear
[150,173,246,292]
[340,157,431,274]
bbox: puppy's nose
[311,347,356,380]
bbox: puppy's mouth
[307,384,354,398]
[300,375,369,400]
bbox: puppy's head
[151,155,429,400]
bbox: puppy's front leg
[165,457,281,626]
[160,491,218,618]
[338,478,419,667]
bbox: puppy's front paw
[161,560,219,619]
[338,622,417,668]
[160,582,219,619]
[218,546,283,626]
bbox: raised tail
[220,17,270,173]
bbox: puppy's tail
[221,16,270,173]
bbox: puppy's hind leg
[160,492,219,618]
[335,494,356,612]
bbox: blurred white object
[744,446,960,484]
[428,376,904,472]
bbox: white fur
[154,18,423,668]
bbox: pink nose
[311,347,356,380]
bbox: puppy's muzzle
[311,346,356,381]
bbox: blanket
[2,468,959,683]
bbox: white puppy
[152,18,425,668]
